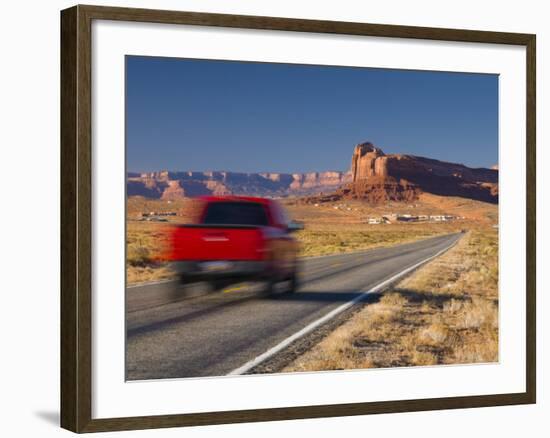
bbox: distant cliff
[127,170,351,200]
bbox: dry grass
[126,264,174,285]
[294,223,454,257]
[126,221,175,284]
[284,228,499,372]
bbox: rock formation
[160,180,186,201]
[127,170,350,199]
[351,142,388,180]
[127,141,498,204]
[340,141,498,203]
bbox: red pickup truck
[168,196,303,293]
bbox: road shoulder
[251,229,497,374]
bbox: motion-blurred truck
[168,196,303,293]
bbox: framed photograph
[60,4,536,433]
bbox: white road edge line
[227,235,460,376]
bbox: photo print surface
[125,56,499,381]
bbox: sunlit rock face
[351,142,387,181]
[344,141,498,203]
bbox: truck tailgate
[170,224,266,261]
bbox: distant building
[396,214,418,222]
[142,211,177,217]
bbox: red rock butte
[338,141,498,203]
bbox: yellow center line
[223,284,248,293]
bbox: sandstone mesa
[127,141,498,204]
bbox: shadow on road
[268,289,383,304]
[127,287,381,339]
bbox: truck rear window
[202,202,269,226]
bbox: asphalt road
[126,232,462,380]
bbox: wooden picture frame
[61,4,536,433]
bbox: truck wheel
[286,271,299,293]
[263,279,276,295]
[173,279,198,298]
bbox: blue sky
[126,56,498,173]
